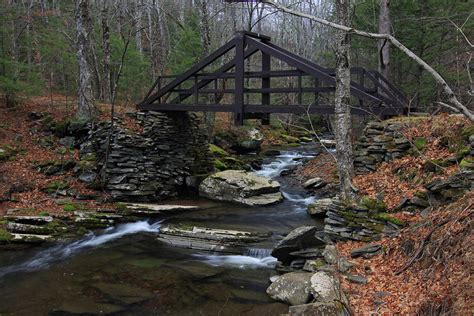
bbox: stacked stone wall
[80,111,211,201]
[354,121,411,174]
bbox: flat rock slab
[11,233,53,243]
[3,215,53,225]
[157,224,271,254]
[123,203,200,215]
[350,244,382,258]
[346,274,368,284]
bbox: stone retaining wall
[80,111,211,201]
[324,198,402,242]
[354,121,411,174]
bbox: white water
[254,151,314,178]
[0,221,161,277]
[194,253,277,269]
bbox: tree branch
[260,0,474,121]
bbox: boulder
[303,177,327,189]
[199,170,283,206]
[271,226,325,264]
[310,272,347,304]
[266,272,313,306]
[307,198,333,216]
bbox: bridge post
[261,46,271,125]
[234,33,245,125]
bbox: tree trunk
[101,1,111,103]
[75,0,95,121]
[378,0,390,79]
[334,0,355,200]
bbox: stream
[0,145,323,316]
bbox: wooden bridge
[138,31,407,125]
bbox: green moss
[45,180,69,193]
[456,146,470,160]
[374,213,406,226]
[38,211,50,216]
[76,227,89,236]
[281,134,300,143]
[115,202,129,213]
[208,144,228,157]
[460,157,474,170]
[63,203,76,212]
[461,125,474,140]
[414,190,428,200]
[413,137,427,151]
[0,229,12,242]
[359,196,387,212]
[82,153,97,162]
[213,159,228,171]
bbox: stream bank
[0,144,325,315]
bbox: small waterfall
[246,247,272,258]
[0,221,161,278]
[282,192,317,210]
[255,151,314,178]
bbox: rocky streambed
[0,144,332,315]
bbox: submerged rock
[289,302,348,316]
[199,170,283,206]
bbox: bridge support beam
[234,33,245,125]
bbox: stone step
[6,222,60,235]
[157,225,271,253]
[3,215,54,225]
[123,203,200,215]
[11,233,53,243]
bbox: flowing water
[0,145,323,316]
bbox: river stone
[346,274,368,284]
[271,226,325,264]
[322,245,339,265]
[198,170,283,206]
[266,272,313,306]
[303,177,327,189]
[350,244,382,258]
[307,198,333,216]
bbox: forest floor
[1,96,472,314]
[0,95,136,216]
[297,114,473,315]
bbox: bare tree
[378,0,390,79]
[334,0,356,200]
[75,0,95,120]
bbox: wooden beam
[141,38,237,106]
[234,33,245,125]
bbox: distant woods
[0,0,472,115]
